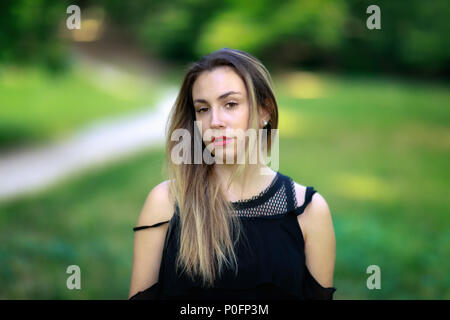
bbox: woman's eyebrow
[193,91,241,104]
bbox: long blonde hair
[163,48,279,287]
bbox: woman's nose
[210,107,225,128]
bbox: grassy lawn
[0,63,167,150]
[0,147,166,299]
[0,72,448,299]
[275,72,450,299]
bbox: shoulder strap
[294,186,317,216]
[285,178,317,216]
[133,220,170,232]
[132,201,180,232]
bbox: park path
[0,87,178,201]
[0,30,182,202]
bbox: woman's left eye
[226,102,237,108]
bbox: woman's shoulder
[290,179,332,239]
[289,179,328,212]
[290,181,335,289]
[136,180,175,227]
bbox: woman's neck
[213,163,277,202]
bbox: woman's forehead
[192,67,246,100]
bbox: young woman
[128,48,336,300]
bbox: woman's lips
[212,136,233,146]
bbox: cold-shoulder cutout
[133,180,174,232]
[129,181,175,299]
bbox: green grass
[275,72,450,299]
[0,72,449,299]
[0,147,167,299]
[0,63,166,149]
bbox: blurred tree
[339,0,450,76]
[98,0,227,62]
[0,0,71,71]
[1,0,448,76]
[195,0,348,68]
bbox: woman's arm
[295,187,336,288]
[128,180,174,299]
[301,192,336,288]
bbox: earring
[263,120,269,128]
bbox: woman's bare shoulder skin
[128,180,175,299]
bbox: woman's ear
[259,105,271,127]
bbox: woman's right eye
[197,107,208,113]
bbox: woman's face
[192,66,250,162]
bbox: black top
[130,171,337,300]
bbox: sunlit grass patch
[277,71,324,99]
[331,172,398,203]
[277,107,309,138]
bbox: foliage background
[0,0,448,299]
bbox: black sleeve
[302,266,337,300]
[129,282,161,300]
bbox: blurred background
[0,0,449,299]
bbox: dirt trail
[0,27,178,202]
